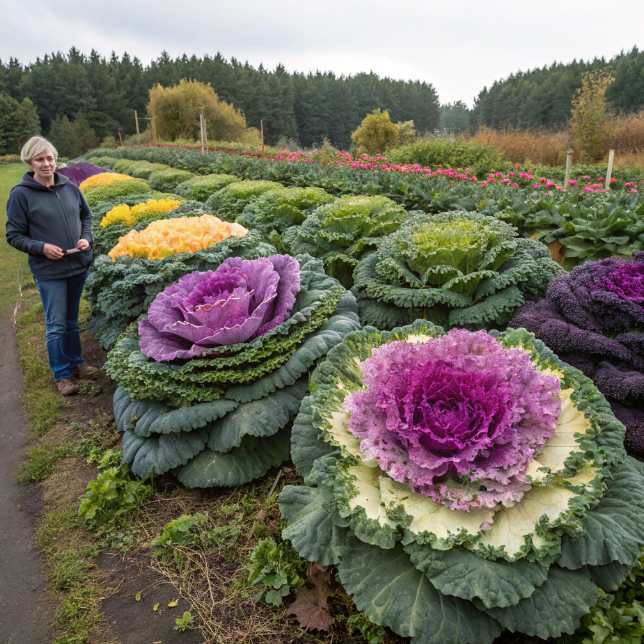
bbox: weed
[17,443,75,483]
[151,513,207,557]
[174,611,195,631]
[248,537,306,607]
[347,614,387,644]
[78,464,153,530]
[77,380,102,397]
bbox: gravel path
[0,316,51,644]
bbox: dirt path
[0,316,51,644]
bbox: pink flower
[631,189,639,193]
[556,186,563,190]
[569,180,577,186]
[540,177,547,183]
[533,183,540,189]
[625,182,635,187]
[515,165,521,169]
[511,183,519,188]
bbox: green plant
[248,537,306,607]
[386,137,504,176]
[352,210,564,330]
[351,109,400,154]
[174,611,195,632]
[205,180,282,220]
[174,173,239,202]
[78,464,153,529]
[150,513,207,557]
[148,167,194,191]
[347,613,386,644]
[83,178,151,209]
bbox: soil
[0,315,52,644]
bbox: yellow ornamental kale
[352,211,564,331]
[80,172,134,193]
[100,198,184,229]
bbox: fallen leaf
[153,603,160,612]
[135,592,142,602]
[286,587,335,631]
[168,599,179,607]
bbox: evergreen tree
[0,93,40,154]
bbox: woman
[6,136,96,395]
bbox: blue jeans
[34,270,89,382]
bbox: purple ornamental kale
[139,255,301,361]
[510,253,644,455]
[57,162,106,186]
[344,329,561,511]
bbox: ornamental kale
[57,162,105,185]
[205,180,283,220]
[345,330,561,510]
[174,174,239,202]
[140,255,301,360]
[511,253,644,455]
[353,211,564,331]
[282,195,407,288]
[279,320,644,644]
[105,254,361,487]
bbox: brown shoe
[71,363,99,378]
[57,378,78,396]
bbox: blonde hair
[21,136,58,165]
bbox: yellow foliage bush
[100,198,184,229]
[108,215,248,261]
[80,173,133,193]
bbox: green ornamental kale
[105,254,361,487]
[148,168,194,191]
[352,210,564,330]
[282,195,408,288]
[205,180,283,220]
[84,178,152,209]
[174,173,240,202]
[236,186,335,235]
[279,320,644,644]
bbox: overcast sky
[1,0,643,106]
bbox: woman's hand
[77,239,90,251]
[43,243,64,260]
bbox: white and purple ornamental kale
[279,320,644,643]
[511,252,644,455]
[139,255,301,361]
[345,330,561,510]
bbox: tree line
[0,48,441,152]
[472,46,644,130]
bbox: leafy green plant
[78,464,153,530]
[347,613,386,644]
[205,180,282,219]
[84,178,151,209]
[283,195,407,288]
[174,173,240,202]
[237,186,335,234]
[150,513,207,557]
[148,167,194,191]
[352,210,564,330]
[248,537,306,607]
[174,611,195,632]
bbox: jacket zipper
[53,188,75,250]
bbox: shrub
[283,195,407,288]
[386,138,505,176]
[279,319,644,643]
[205,180,282,220]
[148,79,249,143]
[351,109,400,155]
[352,210,564,330]
[108,214,248,260]
[83,179,151,209]
[148,167,194,191]
[105,254,360,485]
[237,186,335,235]
[174,174,239,202]
[473,127,569,166]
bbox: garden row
[65,156,644,644]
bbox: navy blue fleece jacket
[6,171,93,279]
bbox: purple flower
[344,329,561,510]
[57,162,105,186]
[139,255,301,361]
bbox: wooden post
[151,117,157,144]
[260,119,264,157]
[199,108,207,154]
[134,110,140,145]
[563,149,573,191]
[605,149,615,190]
[117,132,123,147]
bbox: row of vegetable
[68,153,644,643]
